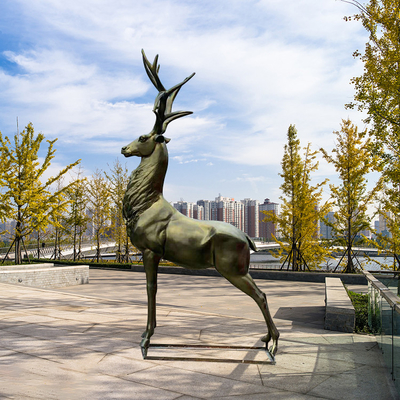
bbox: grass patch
[347,290,371,334]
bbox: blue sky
[0,0,370,205]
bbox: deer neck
[123,143,168,226]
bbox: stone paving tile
[258,369,333,395]
[201,319,267,332]
[0,274,398,400]
[0,309,30,319]
[0,348,15,357]
[308,364,397,400]
[0,351,181,400]
[111,345,149,361]
[81,304,149,314]
[75,374,183,400]
[0,352,87,399]
[27,308,127,323]
[162,359,265,386]
[78,324,143,342]
[153,325,202,341]
[94,353,156,376]
[0,318,27,330]
[198,331,267,347]
[51,334,136,353]
[2,313,64,324]
[261,352,358,375]
[36,319,95,333]
[20,345,106,372]
[163,310,233,325]
[0,331,56,352]
[1,322,75,340]
[125,364,276,398]
[217,393,327,400]
[310,342,381,367]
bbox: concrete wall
[0,263,55,271]
[111,264,368,285]
[0,264,89,289]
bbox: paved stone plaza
[0,269,398,399]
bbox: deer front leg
[140,249,160,359]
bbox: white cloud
[0,0,373,203]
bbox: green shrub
[29,258,179,269]
[347,290,371,334]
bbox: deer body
[123,140,255,271]
[122,50,279,360]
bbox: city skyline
[173,196,278,241]
[172,195,383,240]
[0,1,377,206]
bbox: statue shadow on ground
[145,343,275,365]
[274,306,325,329]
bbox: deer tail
[246,235,257,252]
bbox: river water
[249,253,397,272]
[100,252,396,272]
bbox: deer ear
[154,134,165,143]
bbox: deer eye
[138,136,148,143]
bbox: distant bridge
[252,241,384,257]
[0,242,137,261]
[0,239,384,263]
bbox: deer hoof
[265,346,276,363]
[140,337,150,359]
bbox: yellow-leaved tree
[86,169,111,263]
[64,168,88,261]
[0,123,80,264]
[264,125,331,270]
[105,159,133,263]
[345,0,400,269]
[321,119,379,273]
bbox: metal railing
[364,270,400,394]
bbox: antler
[142,49,195,140]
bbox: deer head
[122,50,195,158]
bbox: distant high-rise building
[193,204,204,220]
[259,198,278,241]
[360,228,371,240]
[173,201,197,219]
[174,195,279,238]
[196,200,211,220]
[374,220,380,234]
[320,211,335,239]
[211,195,244,230]
[241,198,259,238]
[85,208,94,238]
[172,201,183,214]
[379,211,392,238]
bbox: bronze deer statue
[122,50,279,360]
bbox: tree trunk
[14,220,22,265]
[96,232,100,263]
[343,216,355,273]
[73,225,77,261]
[37,231,40,259]
[124,236,130,263]
[57,235,61,260]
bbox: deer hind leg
[220,272,280,359]
[141,249,160,359]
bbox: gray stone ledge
[324,277,355,333]
[0,263,89,289]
